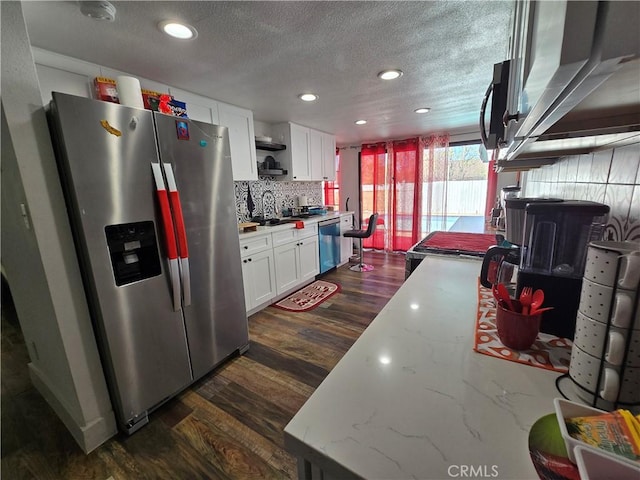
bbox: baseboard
[29,363,117,453]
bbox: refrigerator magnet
[176,120,189,140]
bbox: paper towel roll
[297,195,308,207]
[116,76,143,108]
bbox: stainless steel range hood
[499,57,640,170]
[495,1,640,172]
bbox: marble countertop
[238,211,353,239]
[284,255,561,479]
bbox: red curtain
[360,142,387,249]
[390,138,421,251]
[360,138,422,251]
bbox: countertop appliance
[48,92,249,434]
[318,217,341,274]
[481,200,610,339]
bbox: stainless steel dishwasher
[318,218,341,274]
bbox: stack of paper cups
[569,241,640,406]
[116,76,143,108]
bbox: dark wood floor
[1,252,405,479]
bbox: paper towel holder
[79,1,116,22]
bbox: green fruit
[529,413,569,458]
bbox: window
[323,150,340,210]
[420,141,489,236]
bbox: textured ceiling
[21,1,513,146]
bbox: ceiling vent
[79,1,116,22]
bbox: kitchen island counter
[284,255,560,479]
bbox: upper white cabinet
[218,103,258,181]
[275,123,335,181]
[310,129,337,181]
[503,0,640,160]
[310,129,323,180]
[273,122,312,181]
[168,88,219,125]
[321,131,336,181]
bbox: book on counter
[565,409,640,461]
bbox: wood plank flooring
[1,252,406,479]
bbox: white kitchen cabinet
[298,235,320,282]
[241,249,277,312]
[310,129,337,181]
[310,129,323,180]
[219,103,258,181]
[339,213,354,264]
[321,132,337,181]
[273,225,320,294]
[168,88,219,125]
[274,241,302,295]
[239,233,276,312]
[273,122,312,181]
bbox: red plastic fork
[519,287,533,315]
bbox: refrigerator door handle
[151,163,181,311]
[163,163,192,306]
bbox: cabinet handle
[243,245,248,249]
[248,258,252,262]
[243,259,247,263]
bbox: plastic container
[574,445,640,479]
[554,398,609,463]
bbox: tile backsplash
[234,179,323,222]
[523,142,640,241]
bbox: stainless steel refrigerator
[48,92,249,433]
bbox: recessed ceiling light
[159,21,198,40]
[298,93,318,102]
[355,120,367,125]
[414,107,431,114]
[377,69,403,80]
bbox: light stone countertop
[284,254,561,480]
[237,211,353,240]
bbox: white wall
[339,147,361,225]
[0,1,116,452]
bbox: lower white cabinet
[340,214,354,264]
[274,241,301,295]
[273,232,319,295]
[298,235,320,282]
[241,249,277,312]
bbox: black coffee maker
[481,200,610,339]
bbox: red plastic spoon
[529,289,545,313]
[497,283,516,312]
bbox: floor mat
[273,280,340,312]
[413,231,497,257]
[474,279,572,373]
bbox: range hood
[495,1,640,171]
[499,57,640,170]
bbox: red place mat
[414,231,497,256]
[473,279,573,373]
